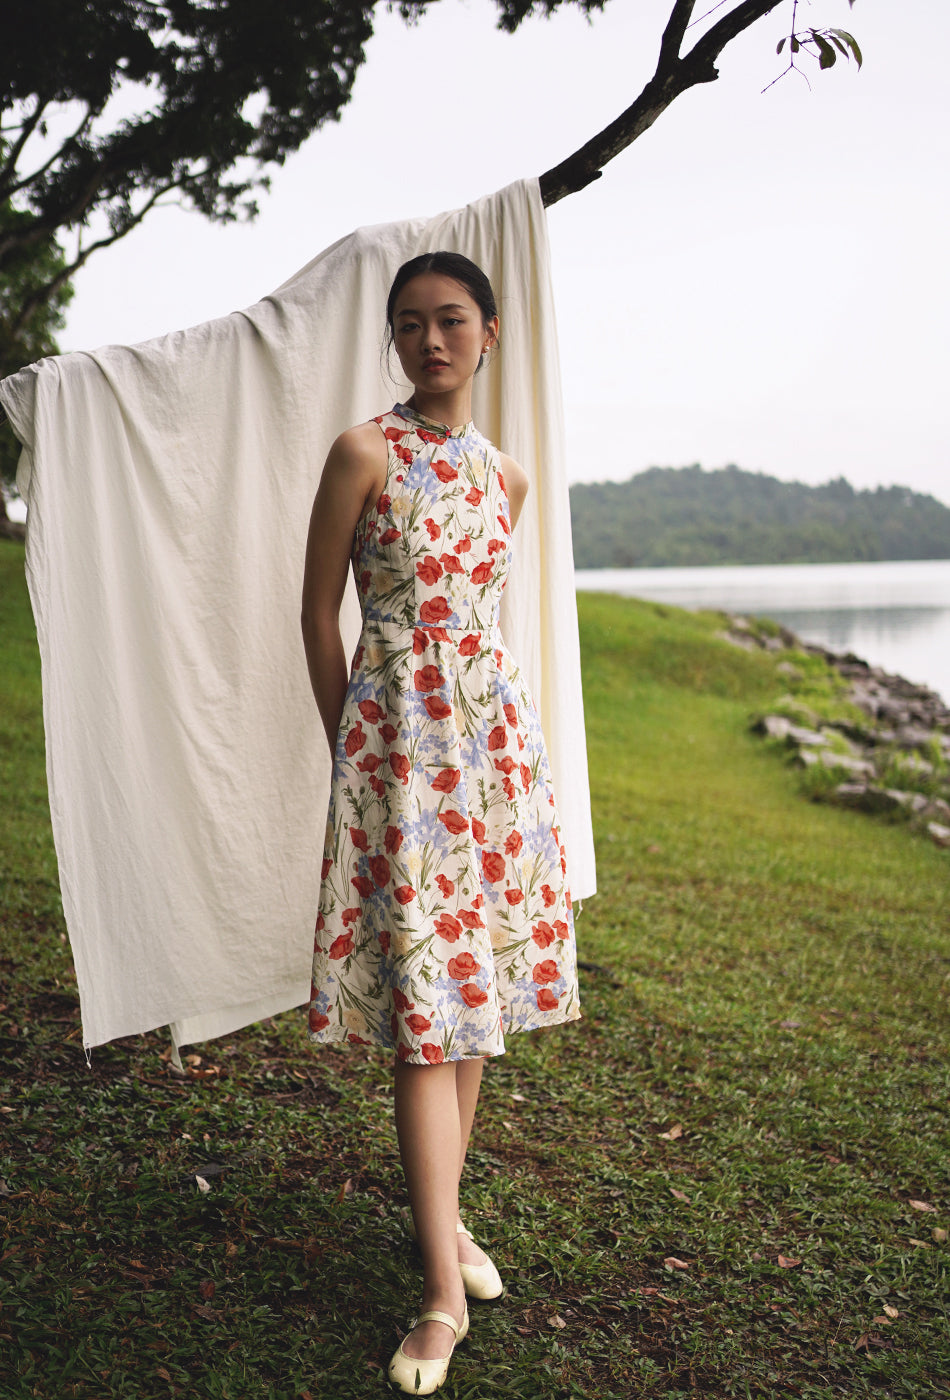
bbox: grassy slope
[1,540,948,1400]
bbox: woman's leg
[454,1057,490,1268]
[393,1059,467,1360]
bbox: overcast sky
[58,0,950,504]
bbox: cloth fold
[0,177,595,1053]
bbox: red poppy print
[425,696,452,720]
[504,831,523,857]
[553,919,570,939]
[504,889,524,905]
[431,459,457,484]
[393,987,414,1014]
[321,857,331,880]
[416,556,443,586]
[329,932,354,959]
[420,597,451,625]
[440,553,465,575]
[352,875,374,899]
[541,884,557,908]
[379,527,401,546]
[435,873,455,899]
[447,952,479,981]
[536,988,559,1012]
[421,1043,445,1064]
[369,774,385,798]
[370,855,390,888]
[454,536,471,554]
[341,907,360,926]
[405,1013,432,1036]
[460,983,489,1008]
[344,723,366,756]
[394,884,416,905]
[503,703,517,727]
[438,809,468,836]
[350,827,369,852]
[458,633,481,656]
[434,913,463,942]
[487,725,507,752]
[356,753,381,774]
[494,755,516,775]
[430,768,461,794]
[424,517,441,540]
[471,817,486,845]
[380,723,399,745]
[378,930,391,954]
[532,960,559,985]
[532,921,555,949]
[471,561,493,586]
[465,486,484,505]
[389,752,410,784]
[384,825,403,854]
[488,538,506,556]
[457,908,485,929]
[358,699,385,725]
[309,1009,330,1032]
[481,851,506,883]
[521,763,532,791]
[414,665,443,693]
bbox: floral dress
[308,403,579,1064]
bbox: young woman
[301,252,579,1394]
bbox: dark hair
[385,251,498,352]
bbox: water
[575,560,950,704]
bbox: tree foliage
[0,0,607,331]
[570,466,950,569]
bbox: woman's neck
[407,387,473,429]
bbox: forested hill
[569,465,950,568]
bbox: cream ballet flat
[404,1214,504,1301]
[456,1222,503,1300]
[388,1306,469,1395]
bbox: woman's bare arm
[301,423,387,751]
[499,452,530,529]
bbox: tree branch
[0,105,97,205]
[0,97,50,191]
[540,0,785,206]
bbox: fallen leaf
[854,1332,886,1352]
[883,1305,899,1319]
[547,1314,567,1329]
[871,1315,893,1326]
[195,1175,212,1194]
[663,1256,690,1271]
[909,1199,936,1213]
[908,1238,931,1249]
[933,1228,948,1244]
[777,1255,801,1269]
[0,1106,14,1114]
[779,1020,802,1029]
[156,1368,173,1383]
[511,1093,526,1102]
[336,1177,354,1202]
[199,1279,216,1301]
[659,1124,683,1141]
[225,1242,238,1258]
[186,1054,202,1067]
[670,1187,691,1202]
[192,1303,218,1322]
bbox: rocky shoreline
[720,615,950,850]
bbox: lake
[575,560,950,705]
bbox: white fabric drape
[0,178,595,1054]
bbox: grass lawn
[1,539,948,1399]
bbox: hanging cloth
[0,178,595,1055]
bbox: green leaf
[790,35,800,54]
[813,33,837,70]
[776,36,787,55]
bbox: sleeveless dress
[308,403,580,1064]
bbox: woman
[301,251,579,1394]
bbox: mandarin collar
[395,401,475,441]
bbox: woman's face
[391,272,497,398]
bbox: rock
[926,822,950,849]
[787,724,829,748]
[890,753,935,779]
[810,750,875,778]
[752,715,828,746]
[925,798,950,823]
[833,784,912,814]
[776,660,804,681]
[894,724,937,751]
[718,629,757,652]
